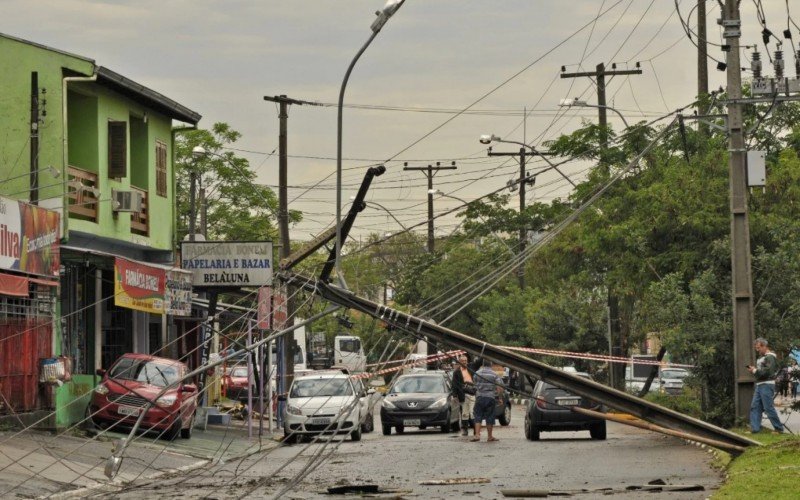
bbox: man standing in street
[748,337,784,434]
[451,354,475,436]
[471,358,502,442]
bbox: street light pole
[335,0,405,287]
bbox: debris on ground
[419,477,490,485]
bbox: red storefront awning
[0,273,29,297]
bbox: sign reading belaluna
[181,241,273,288]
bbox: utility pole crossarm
[560,69,642,78]
[262,95,322,106]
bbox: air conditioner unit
[112,189,143,212]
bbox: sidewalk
[0,418,277,498]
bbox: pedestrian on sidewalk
[787,358,799,400]
[451,354,476,436]
[748,338,785,434]
[470,358,502,442]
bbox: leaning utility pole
[722,0,755,421]
[560,63,642,150]
[403,161,457,253]
[263,94,320,393]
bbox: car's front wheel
[351,425,362,441]
[382,424,392,435]
[361,412,374,433]
[180,411,196,439]
[498,404,511,426]
[395,425,404,434]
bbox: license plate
[118,405,142,416]
[404,419,421,426]
[311,417,331,425]
[557,398,579,406]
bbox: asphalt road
[96,405,721,499]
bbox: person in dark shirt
[748,338,784,433]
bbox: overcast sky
[4,1,793,241]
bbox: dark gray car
[380,372,461,435]
[524,376,606,441]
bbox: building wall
[0,35,93,204]
[66,81,175,251]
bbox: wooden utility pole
[263,94,319,393]
[485,148,539,289]
[560,63,642,149]
[722,0,755,420]
[30,72,39,205]
[697,0,710,135]
[403,161,457,253]
[561,62,641,389]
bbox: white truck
[306,333,366,374]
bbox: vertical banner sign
[114,257,166,314]
[0,194,60,276]
[165,269,193,316]
[257,287,271,330]
[272,288,288,330]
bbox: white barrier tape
[503,346,693,368]
[352,350,464,380]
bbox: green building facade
[0,33,201,428]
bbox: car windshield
[390,376,446,394]
[290,378,352,398]
[662,370,688,379]
[231,367,248,378]
[109,358,181,388]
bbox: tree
[174,123,299,242]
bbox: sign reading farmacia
[180,241,273,288]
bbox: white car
[658,368,690,395]
[281,372,363,443]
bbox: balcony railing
[130,186,149,236]
[67,166,99,222]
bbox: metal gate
[0,305,53,413]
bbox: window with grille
[156,140,168,197]
[108,121,127,178]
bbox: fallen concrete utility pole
[570,406,748,454]
[281,274,758,451]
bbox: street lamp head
[192,146,208,159]
[479,134,500,145]
[371,0,405,33]
[559,98,587,107]
[427,189,441,195]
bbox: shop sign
[0,195,60,277]
[165,269,193,316]
[257,286,271,329]
[114,257,165,314]
[180,241,273,288]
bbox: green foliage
[643,388,703,420]
[175,123,295,242]
[715,435,800,499]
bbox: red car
[222,366,252,402]
[89,353,198,440]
